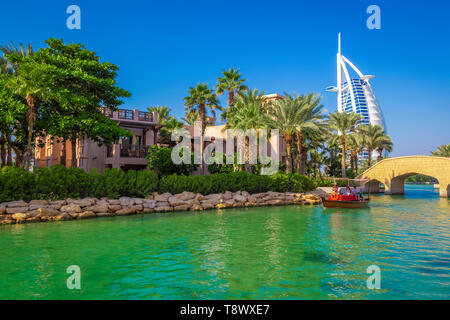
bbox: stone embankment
[0,191,322,225]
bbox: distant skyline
[1,0,449,156]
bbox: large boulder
[233,194,247,203]
[132,198,143,205]
[108,199,121,205]
[54,213,72,221]
[84,204,109,213]
[154,193,172,202]
[168,196,186,207]
[78,211,96,219]
[60,204,82,214]
[6,207,29,214]
[154,206,173,212]
[29,200,48,210]
[173,204,191,211]
[12,213,30,222]
[143,200,156,209]
[119,197,134,206]
[38,207,61,217]
[0,205,5,214]
[67,198,94,207]
[108,204,122,212]
[176,191,196,201]
[5,200,28,208]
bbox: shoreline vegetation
[0,164,337,226]
[0,191,323,226]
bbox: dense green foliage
[0,166,158,202]
[405,174,438,184]
[431,144,450,157]
[0,166,345,202]
[146,145,198,176]
[0,38,130,168]
[158,171,343,195]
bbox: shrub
[0,165,159,202]
[146,145,198,176]
[158,172,318,195]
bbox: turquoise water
[0,185,449,299]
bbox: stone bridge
[358,156,450,197]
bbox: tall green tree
[347,132,365,174]
[375,134,393,162]
[216,67,247,108]
[269,95,301,173]
[327,111,362,177]
[2,38,131,168]
[224,89,271,172]
[358,124,385,167]
[184,83,222,171]
[0,42,33,167]
[291,93,326,175]
[147,105,174,144]
[431,144,450,157]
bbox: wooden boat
[323,199,369,208]
[322,177,371,209]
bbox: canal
[0,185,448,299]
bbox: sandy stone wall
[0,191,322,225]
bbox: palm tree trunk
[154,127,160,145]
[355,154,359,174]
[71,139,77,167]
[199,104,206,174]
[377,148,383,162]
[296,131,305,174]
[228,90,235,107]
[244,136,251,173]
[0,136,5,167]
[61,140,67,166]
[367,148,372,167]
[285,133,293,174]
[23,94,36,169]
[6,134,13,166]
[341,138,346,178]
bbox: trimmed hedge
[0,166,158,202]
[159,172,319,194]
[0,166,347,202]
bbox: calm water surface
[0,185,449,299]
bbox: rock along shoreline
[0,191,323,226]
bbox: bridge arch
[358,156,450,197]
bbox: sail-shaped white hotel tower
[327,33,386,132]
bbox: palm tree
[347,132,365,174]
[327,111,362,177]
[183,110,199,126]
[0,42,34,167]
[269,96,302,173]
[147,105,173,145]
[291,93,326,174]
[431,144,450,157]
[184,83,222,171]
[358,124,385,167]
[375,134,393,162]
[224,89,271,172]
[216,67,247,108]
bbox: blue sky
[1,0,449,156]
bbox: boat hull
[323,199,369,209]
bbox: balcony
[106,144,148,159]
[120,145,148,158]
[101,107,156,124]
